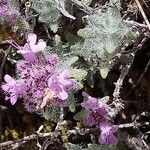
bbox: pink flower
[0,1,19,23]
[1,74,27,105]
[17,33,46,62]
[48,70,75,101]
[58,70,76,90]
[81,92,108,126]
[81,92,118,144]
[2,48,76,112]
[81,92,103,110]
[99,122,118,144]
[47,53,58,65]
[0,3,8,16]
[6,9,19,23]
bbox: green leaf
[42,106,60,122]
[64,143,82,150]
[71,68,87,89]
[87,144,117,150]
[8,0,20,9]
[81,0,92,5]
[68,93,76,112]
[31,0,75,32]
[54,34,62,53]
[71,2,136,78]
[100,67,109,79]
[13,17,30,32]
[31,0,60,31]
[74,109,86,122]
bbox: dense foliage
[0,0,150,149]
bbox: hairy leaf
[71,3,136,78]
[31,0,75,32]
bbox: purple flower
[2,38,75,112]
[0,1,19,23]
[47,70,75,101]
[1,74,27,105]
[81,92,103,110]
[81,92,118,144]
[0,3,8,16]
[24,100,38,112]
[99,122,118,144]
[17,33,46,62]
[58,70,76,90]
[6,9,19,23]
[81,92,108,126]
[47,53,58,65]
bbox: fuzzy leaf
[31,0,75,32]
[81,0,92,5]
[87,144,117,150]
[71,3,136,79]
[68,93,76,112]
[74,109,86,122]
[8,0,20,9]
[74,8,136,59]
[54,34,62,53]
[100,67,109,79]
[42,106,60,122]
[13,17,30,32]
[31,0,60,32]
[64,143,82,150]
[71,68,87,89]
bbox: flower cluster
[81,92,118,144]
[2,33,76,112]
[0,0,19,23]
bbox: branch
[123,20,149,30]
[0,46,12,83]
[1,121,149,149]
[113,65,130,100]
[70,0,94,14]
[51,0,76,20]
[126,58,150,98]
[134,0,150,30]
[0,127,96,149]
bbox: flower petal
[99,132,118,144]
[4,74,15,83]
[111,125,118,133]
[23,52,37,62]
[30,40,46,53]
[17,44,30,54]
[1,84,10,91]
[10,95,17,105]
[86,113,96,126]
[27,33,37,45]
[58,89,68,100]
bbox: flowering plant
[81,92,118,144]
[2,33,76,113]
[0,0,148,149]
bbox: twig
[123,20,149,29]
[119,122,149,129]
[134,0,150,30]
[1,121,149,149]
[43,24,52,41]
[126,58,150,98]
[113,65,130,100]
[55,107,64,131]
[0,127,95,149]
[141,131,150,150]
[0,46,12,83]
[25,1,32,21]
[110,65,131,117]
[51,0,76,20]
[70,0,94,15]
